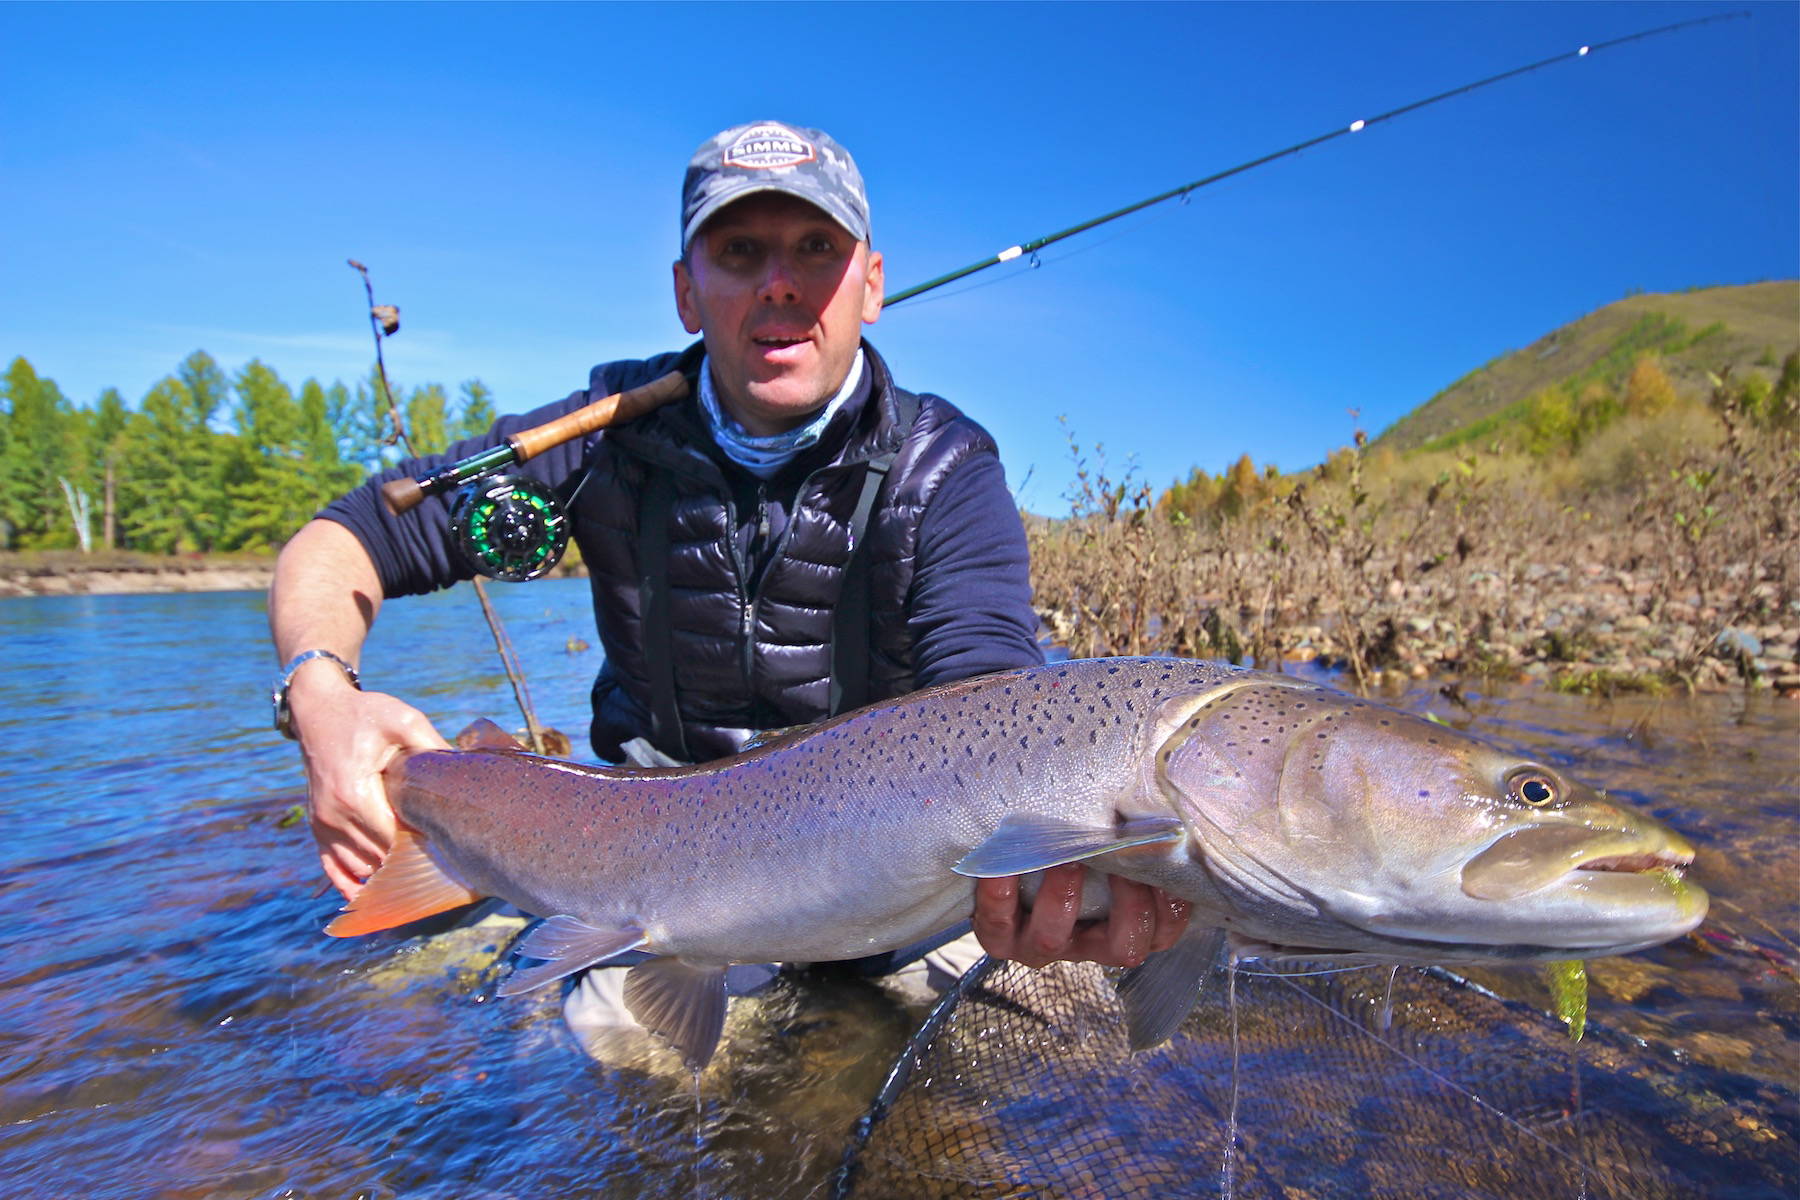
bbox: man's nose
[756,253,800,304]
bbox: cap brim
[683,178,868,250]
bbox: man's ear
[861,248,884,325]
[672,259,703,335]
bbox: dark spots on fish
[1418,789,1431,798]
[1018,736,1029,750]
[1089,729,1098,744]
[988,751,998,764]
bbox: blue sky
[3,1,1794,513]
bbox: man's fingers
[1106,876,1157,968]
[320,851,364,902]
[1150,889,1193,952]
[971,875,1022,959]
[972,870,1197,970]
[1018,864,1084,968]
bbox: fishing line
[889,200,1190,311]
[881,9,1750,310]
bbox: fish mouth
[1461,821,1696,902]
[1575,851,1689,874]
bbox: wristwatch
[272,649,361,739]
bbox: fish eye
[1508,770,1558,807]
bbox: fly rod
[382,8,1748,579]
[881,9,1750,308]
[379,369,687,516]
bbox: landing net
[834,955,1794,1199]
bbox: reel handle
[380,369,689,516]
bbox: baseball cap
[681,120,870,251]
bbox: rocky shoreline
[1268,561,1800,696]
[0,554,277,598]
[8,552,1794,696]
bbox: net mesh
[835,957,1796,1199]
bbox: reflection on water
[0,581,1793,1197]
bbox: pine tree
[404,383,451,456]
[0,357,80,547]
[455,379,497,442]
[90,389,129,549]
[221,360,309,549]
[117,353,232,553]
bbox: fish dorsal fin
[953,813,1186,879]
[1118,926,1227,1050]
[455,718,528,752]
[624,958,730,1073]
[325,827,482,937]
[738,723,813,754]
[496,916,650,996]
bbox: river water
[0,580,1794,1198]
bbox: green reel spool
[449,474,568,582]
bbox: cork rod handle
[378,370,689,516]
[512,370,689,461]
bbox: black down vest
[572,342,1002,763]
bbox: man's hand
[971,866,1192,969]
[288,664,450,900]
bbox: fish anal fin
[454,718,529,752]
[496,916,650,996]
[953,813,1185,879]
[1119,926,1227,1050]
[325,828,482,937]
[624,958,729,1073]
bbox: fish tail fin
[324,827,482,937]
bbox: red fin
[454,718,528,752]
[325,828,482,936]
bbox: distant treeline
[0,353,494,554]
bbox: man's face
[673,192,883,436]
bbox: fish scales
[397,659,1233,966]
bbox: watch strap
[272,649,361,739]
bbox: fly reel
[448,474,569,582]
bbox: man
[268,120,1189,995]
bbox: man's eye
[718,238,758,258]
[802,236,837,255]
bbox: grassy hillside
[1372,280,1799,453]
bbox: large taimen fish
[327,657,1706,1069]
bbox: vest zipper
[740,485,767,695]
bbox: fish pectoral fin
[623,958,729,1074]
[496,917,650,996]
[953,813,1186,878]
[324,828,482,937]
[1118,926,1227,1050]
[454,718,530,753]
